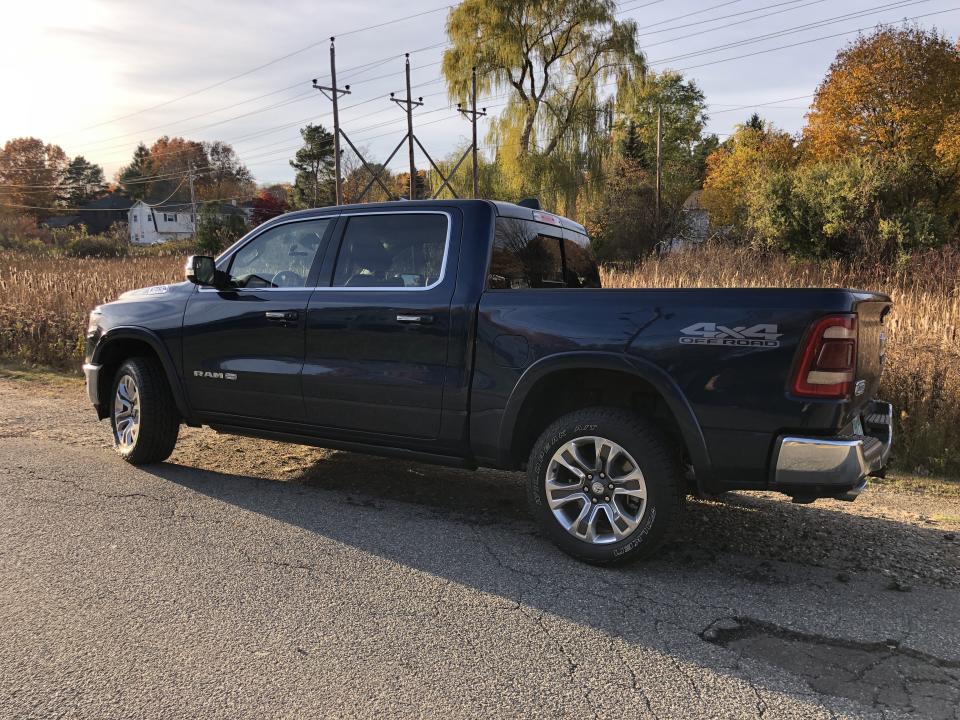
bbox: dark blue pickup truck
[84,200,893,564]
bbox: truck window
[229,218,330,288]
[489,217,600,289]
[561,235,602,288]
[332,213,448,288]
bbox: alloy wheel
[545,436,648,545]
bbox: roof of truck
[276,199,588,235]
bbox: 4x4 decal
[680,322,782,348]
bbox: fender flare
[496,351,712,485]
[91,326,192,420]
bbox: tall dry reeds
[1,244,957,473]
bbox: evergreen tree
[118,143,153,201]
[62,156,106,206]
[290,124,336,208]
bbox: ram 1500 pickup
[84,200,893,564]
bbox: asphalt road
[1,376,958,719]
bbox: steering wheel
[270,270,304,288]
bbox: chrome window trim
[202,210,452,293]
[320,210,451,293]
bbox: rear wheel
[526,407,684,565]
[110,356,179,465]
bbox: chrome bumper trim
[773,400,893,494]
[82,363,101,405]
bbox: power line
[650,0,934,65]
[621,0,748,26]
[708,94,815,115]
[0,191,259,214]
[673,6,960,72]
[633,0,809,37]
[643,0,831,49]
[56,4,455,137]
[63,42,451,155]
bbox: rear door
[302,209,458,439]
[182,216,334,421]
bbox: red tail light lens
[791,314,858,399]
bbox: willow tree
[442,0,645,214]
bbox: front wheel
[526,407,684,565]
[110,356,180,465]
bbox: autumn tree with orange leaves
[803,27,960,166]
[702,27,960,258]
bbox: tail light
[791,314,858,399]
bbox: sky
[2,0,959,188]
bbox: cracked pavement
[1,376,959,718]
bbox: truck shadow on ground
[147,452,960,718]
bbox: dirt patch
[702,618,960,719]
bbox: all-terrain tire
[109,356,180,465]
[526,407,684,565]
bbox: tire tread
[527,406,684,565]
[112,356,179,465]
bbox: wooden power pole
[312,37,351,205]
[655,105,662,242]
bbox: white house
[128,200,195,245]
[662,190,715,253]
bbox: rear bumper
[772,400,893,500]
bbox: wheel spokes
[612,469,647,501]
[546,481,588,509]
[113,374,141,449]
[545,435,648,546]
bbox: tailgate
[853,298,892,414]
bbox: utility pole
[457,67,487,198]
[188,163,197,232]
[313,37,351,205]
[655,105,662,243]
[359,53,462,203]
[389,54,423,200]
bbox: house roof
[44,215,82,228]
[682,190,705,211]
[149,200,193,212]
[82,193,131,211]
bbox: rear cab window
[489,217,600,289]
[332,213,448,289]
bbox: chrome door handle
[265,311,298,321]
[396,314,433,324]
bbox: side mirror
[185,255,217,286]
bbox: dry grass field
[0,253,183,367]
[1,243,957,474]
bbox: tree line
[2,0,958,263]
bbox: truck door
[181,217,334,421]
[302,210,458,439]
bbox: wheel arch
[91,327,190,420]
[497,352,712,487]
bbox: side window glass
[489,218,564,289]
[229,219,329,288]
[560,235,602,288]
[332,213,448,288]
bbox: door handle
[396,314,433,324]
[265,311,299,321]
